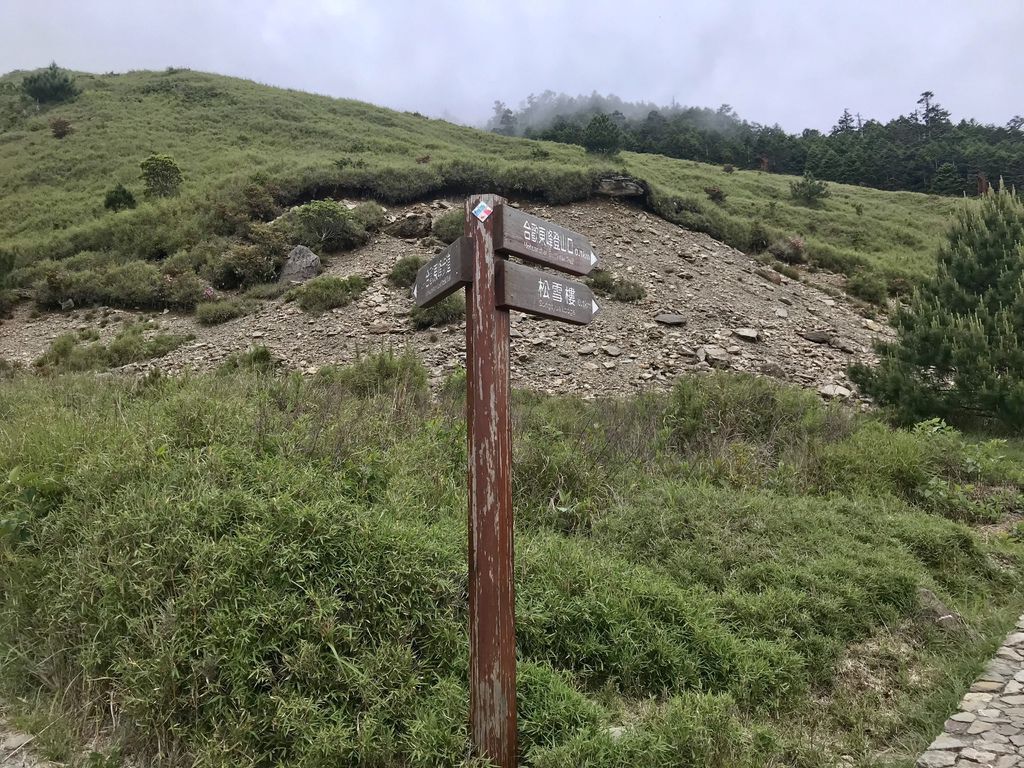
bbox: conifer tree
[930,162,964,196]
[851,184,1024,428]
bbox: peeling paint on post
[465,194,517,767]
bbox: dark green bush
[287,274,368,313]
[350,201,387,232]
[581,113,622,155]
[704,186,727,204]
[314,350,428,401]
[103,184,137,212]
[387,256,423,289]
[410,293,464,329]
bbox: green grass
[32,321,192,371]
[0,363,1020,767]
[0,68,963,311]
[195,297,256,325]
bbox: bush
[350,201,387,232]
[140,154,183,198]
[768,236,807,265]
[586,270,646,303]
[218,345,280,373]
[387,255,423,289]
[21,62,80,104]
[846,270,889,305]
[287,274,368,313]
[410,293,465,329]
[723,164,735,173]
[290,200,369,253]
[431,208,464,244]
[48,116,73,138]
[789,172,830,206]
[207,243,277,290]
[704,186,727,204]
[195,298,254,326]
[103,184,137,212]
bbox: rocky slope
[0,198,891,398]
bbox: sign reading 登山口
[495,205,599,276]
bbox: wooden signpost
[413,194,599,768]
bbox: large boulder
[278,245,321,284]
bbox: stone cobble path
[917,615,1024,768]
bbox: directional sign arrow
[495,205,599,276]
[413,236,471,308]
[496,260,600,325]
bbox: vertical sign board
[412,197,599,768]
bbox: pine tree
[851,185,1024,428]
[140,154,183,198]
[21,62,80,105]
[581,113,622,155]
[930,162,964,196]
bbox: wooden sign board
[495,205,599,276]
[413,237,471,308]
[496,259,600,325]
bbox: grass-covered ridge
[0,68,960,302]
[0,358,1021,766]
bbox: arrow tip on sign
[590,250,597,267]
[592,298,600,315]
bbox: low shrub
[48,116,73,139]
[790,172,830,206]
[704,186,727,204]
[387,256,424,289]
[846,270,889,305]
[195,298,254,326]
[206,243,277,290]
[350,201,387,233]
[410,293,465,329]
[218,345,280,373]
[586,270,646,303]
[34,323,192,372]
[314,350,428,401]
[431,208,464,244]
[768,236,807,265]
[287,274,368,313]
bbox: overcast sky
[1,0,1021,131]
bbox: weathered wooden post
[464,194,517,766]
[413,194,600,767]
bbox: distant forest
[487,91,1024,196]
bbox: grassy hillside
[1,359,1021,766]
[0,68,961,307]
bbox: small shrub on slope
[387,256,423,289]
[287,274,368,313]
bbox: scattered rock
[818,384,851,399]
[601,345,622,357]
[59,298,75,311]
[578,344,597,355]
[278,245,322,284]
[732,327,761,342]
[386,212,432,239]
[800,329,833,344]
[775,308,789,319]
[654,313,687,326]
[697,345,731,368]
